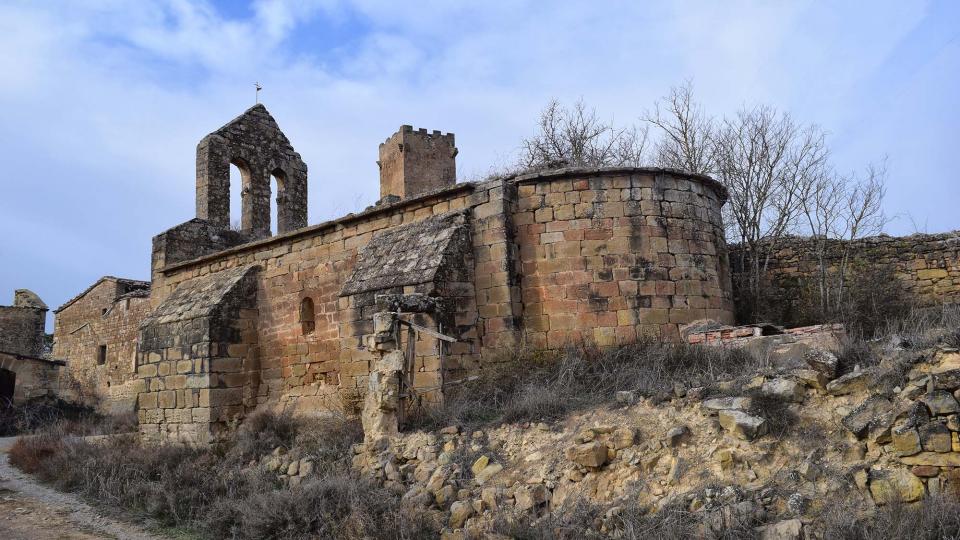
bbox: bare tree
[712,106,830,318]
[797,160,887,318]
[643,80,717,174]
[519,99,649,171]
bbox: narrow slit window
[98,344,107,365]
[300,297,316,335]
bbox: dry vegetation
[8,306,960,539]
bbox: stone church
[44,104,735,443]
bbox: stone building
[0,289,63,404]
[127,104,735,443]
[51,276,151,413]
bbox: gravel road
[0,436,167,540]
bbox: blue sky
[1,0,958,327]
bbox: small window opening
[300,297,316,335]
[229,161,249,232]
[97,345,107,366]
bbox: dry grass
[410,338,761,431]
[815,493,960,539]
[9,410,435,540]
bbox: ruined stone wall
[52,279,151,413]
[0,352,62,404]
[0,306,46,357]
[512,168,734,346]
[732,232,960,319]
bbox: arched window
[271,168,286,235]
[229,160,251,232]
[300,297,316,335]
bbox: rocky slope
[347,340,960,539]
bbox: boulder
[921,391,960,416]
[702,397,753,412]
[761,378,805,402]
[804,349,839,379]
[869,469,925,504]
[718,410,768,441]
[841,396,893,439]
[826,369,876,396]
[567,441,609,467]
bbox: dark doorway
[0,368,15,405]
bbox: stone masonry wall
[155,183,486,416]
[52,278,151,413]
[150,168,733,422]
[513,168,734,347]
[0,351,62,404]
[137,265,259,444]
[0,306,46,358]
[732,232,960,316]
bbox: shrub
[7,410,418,539]
[0,396,104,437]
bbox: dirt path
[0,437,168,540]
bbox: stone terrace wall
[734,232,960,312]
[52,279,151,413]
[512,168,734,346]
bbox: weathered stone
[899,452,960,467]
[514,484,548,512]
[804,349,838,379]
[933,369,960,391]
[760,519,803,540]
[665,425,690,447]
[911,465,939,477]
[702,397,752,412]
[920,422,952,453]
[921,390,960,416]
[470,456,490,477]
[474,463,502,485]
[718,410,767,441]
[761,378,805,402]
[869,469,925,504]
[449,501,473,529]
[891,425,922,456]
[565,441,609,468]
[615,390,636,405]
[826,369,876,396]
[610,427,636,450]
[791,369,829,390]
[841,396,893,439]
